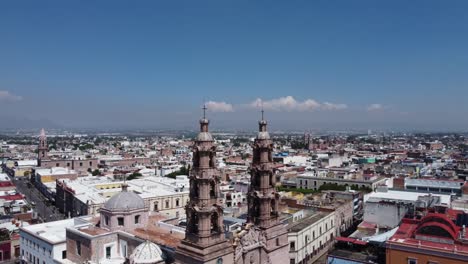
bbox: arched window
[176,199,180,207]
[154,202,158,211]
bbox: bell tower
[175,106,234,264]
[38,128,48,163]
[240,110,288,264]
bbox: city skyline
[1,1,468,130]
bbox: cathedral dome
[197,132,213,141]
[102,185,145,211]
[257,131,270,140]
[130,240,165,264]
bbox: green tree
[166,166,189,179]
[127,172,142,181]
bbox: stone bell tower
[175,106,234,264]
[38,128,49,163]
[234,110,288,264]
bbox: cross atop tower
[261,104,264,121]
[202,103,207,119]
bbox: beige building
[55,176,190,218]
[287,211,336,264]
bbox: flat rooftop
[287,212,330,233]
[21,217,90,244]
[364,190,451,205]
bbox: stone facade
[66,229,143,263]
[234,116,289,264]
[38,128,48,160]
[40,158,98,174]
[175,114,234,264]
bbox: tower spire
[242,114,289,262]
[175,111,233,263]
[38,128,48,162]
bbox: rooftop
[388,210,468,256]
[20,217,91,244]
[287,211,331,233]
[364,189,451,205]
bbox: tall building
[38,128,48,162]
[234,112,288,264]
[175,108,234,264]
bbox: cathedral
[174,108,288,264]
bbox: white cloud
[248,96,347,112]
[322,102,348,110]
[367,103,384,111]
[0,91,23,102]
[205,101,234,112]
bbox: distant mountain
[0,116,62,130]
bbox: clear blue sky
[1,0,467,131]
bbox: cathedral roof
[130,240,165,263]
[102,185,145,211]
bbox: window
[62,250,67,259]
[176,199,180,207]
[106,246,111,259]
[290,241,295,251]
[216,258,223,264]
[89,161,93,166]
[165,200,169,208]
[79,162,83,167]
[154,203,158,211]
[67,163,70,167]
[105,216,109,226]
[135,215,140,224]
[118,217,124,226]
[290,259,295,264]
[56,163,60,167]
[407,258,417,264]
[76,241,81,255]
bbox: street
[6,171,65,222]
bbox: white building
[56,175,190,218]
[19,217,91,263]
[363,189,451,229]
[287,211,336,264]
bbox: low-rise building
[296,171,386,191]
[386,209,468,264]
[19,218,90,263]
[287,211,336,264]
[55,175,189,218]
